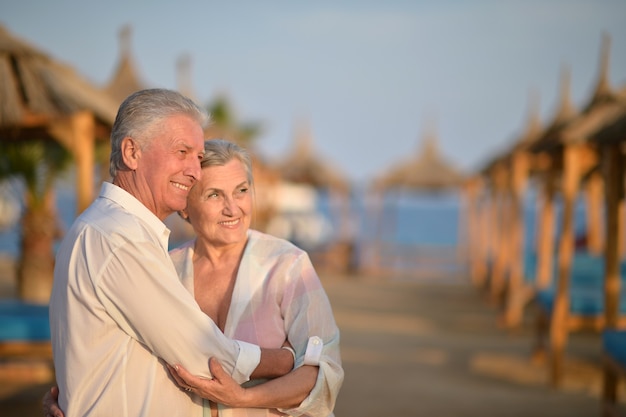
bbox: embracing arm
[251,346,294,379]
[170,357,318,409]
[100,241,292,382]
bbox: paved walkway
[325,272,619,417]
[0,268,624,416]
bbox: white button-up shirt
[170,230,343,417]
[50,182,260,417]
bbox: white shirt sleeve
[277,253,344,417]
[96,238,260,384]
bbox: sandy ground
[0,258,624,416]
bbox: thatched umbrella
[278,121,351,194]
[363,126,463,276]
[176,53,199,105]
[273,121,353,271]
[585,92,626,413]
[528,34,626,386]
[0,24,118,301]
[473,91,548,326]
[371,129,464,192]
[104,25,148,105]
[0,24,118,207]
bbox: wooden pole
[489,164,511,300]
[584,171,605,255]
[48,111,96,214]
[601,142,624,410]
[549,145,581,386]
[602,143,623,329]
[503,151,530,326]
[536,168,557,290]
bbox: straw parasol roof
[0,24,118,129]
[478,90,545,175]
[557,35,626,147]
[591,101,626,145]
[176,53,200,104]
[529,34,621,154]
[372,126,464,192]
[508,90,544,153]
[277,121,351,194]
[528,65,578,154]
[0,24,119,211]
[104,24,148,105]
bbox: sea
[0,180,589,277]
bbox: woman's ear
[121,137,140,170]
[178,208,189,220]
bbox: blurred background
[1,1,626,416]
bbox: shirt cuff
[231,340,261,383]
[303,336,323,366]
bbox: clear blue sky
[2,0,625,185]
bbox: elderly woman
[168,139,343,417]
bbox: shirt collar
[99,182,171,250]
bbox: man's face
[185,159,253,248]
[135,114,205,220]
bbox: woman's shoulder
[248,229,307,257]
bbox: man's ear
[121,137,140,170]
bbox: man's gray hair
[109,88,210,178]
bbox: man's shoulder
[72,197,153,247]
[85,197,142,230]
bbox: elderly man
[49,89,293,417]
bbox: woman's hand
[42,386,64,417]
[168,358,249,407]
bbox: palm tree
[204,94,263,146]
[0,139,72,303]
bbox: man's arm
[100,240,292,382]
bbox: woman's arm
[278,253,344,416]
[169,357,318,409]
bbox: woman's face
[185,158,252,248]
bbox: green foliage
[0,140,72,208]
[206,95,263,146]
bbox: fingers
[171,363,192,382]
[208,357,226,380]
[42,386,64,417]
[168,364,197,393]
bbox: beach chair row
[463,34,626,415]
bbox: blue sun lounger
[0,299,51,358]
[532,253,626,386]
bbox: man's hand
[168,358,249,407]
[42,386,64,417]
